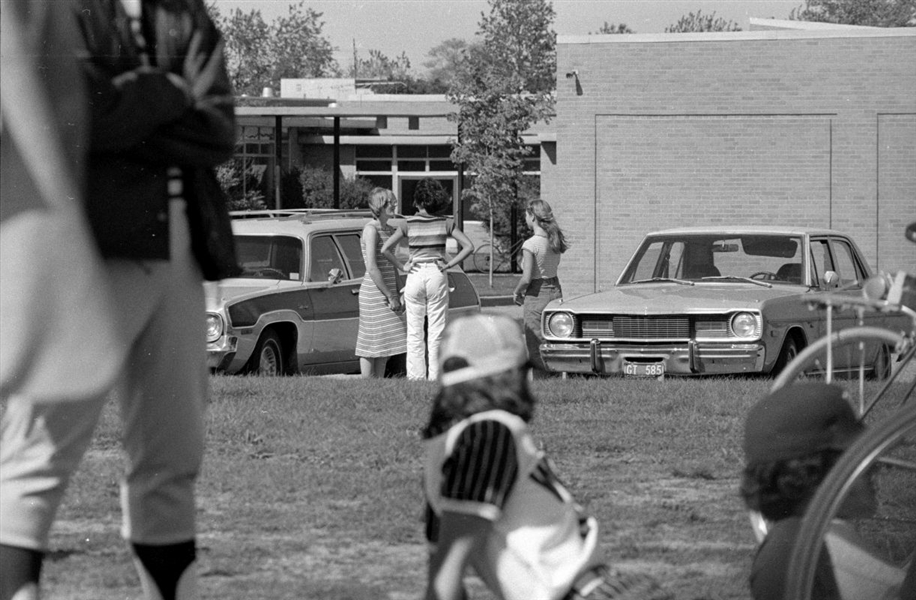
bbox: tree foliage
[595,21,635,34]
[292,166,375,209]
[424,38,478,88]
[790,0,916,26]
[210,1,338,95]
[215,158,267,212]
[448,0,555,239]
[352,49,413,81]
[665,10,742,32]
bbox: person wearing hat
[740,383,909,600]
[421,314,672,600]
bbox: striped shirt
[401,214,454,263]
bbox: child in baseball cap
[422,314,672,600]
[740,383,908,600]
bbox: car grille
[579,315,731,340]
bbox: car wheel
[251,331,283,376]
[867,344,892,381]
[773,334,800,375]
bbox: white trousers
[403,264,449,381]
[0,202,206,550]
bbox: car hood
[553,282,807,314]
[204,279,288,307]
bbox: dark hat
[743,383,863,466]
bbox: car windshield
[235,235,303,281]
[620,234,805,285]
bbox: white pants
[403,263,449,381]
[0,202,206,550]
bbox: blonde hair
[527,200,568,254]
[368,188,396,218]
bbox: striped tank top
[402,214,455,263]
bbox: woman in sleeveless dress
[356,188,407,377]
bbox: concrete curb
[480,295,516,307]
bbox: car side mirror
[823,270,840,289]
[328,268,344,284]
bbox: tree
[352,49,413,81]
[665,10,742,32]
[210,1,339,95]
[594,21,635,34]
[790,0,916,26]
[448,0,556,272]
[424,38,477,88]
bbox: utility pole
[352,39,358,78]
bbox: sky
[210,0,804,72]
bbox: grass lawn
[35,375,780,600]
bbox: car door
[809,236,870,369]
[302,231,362,373]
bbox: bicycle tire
[771,326,913,418]
[784,407,916,600]
[473,243,494,273]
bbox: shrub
[215,158,267,212]
[297,165,375,209]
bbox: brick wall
[552,29,916,296]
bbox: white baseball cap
[438,314,528,387]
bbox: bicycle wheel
[784,407,916,600]
[771,326,915,421]
[473,243,494,273]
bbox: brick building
[548,20,916,297]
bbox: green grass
[38,376,773,599]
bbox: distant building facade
[549,20,915,297]
[234,79,552,243]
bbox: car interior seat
[685,264,721,279]
[776,263,802,283]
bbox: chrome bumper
[207,336,238,371]
[539,340,765,375]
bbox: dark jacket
[750,517,840,600]
[73,0,239,280]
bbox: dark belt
[533,276,560,285]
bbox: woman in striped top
[512,200,568,378]
[381,179,474,381]
[356,188,406,377]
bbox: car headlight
[730,312,760,338]
[206,313,224,343]
[546,312,576,338]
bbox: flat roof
[559,22,915,45]
[235,99,455,118]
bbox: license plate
[622,361,665,378]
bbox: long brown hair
[527,200,568,254]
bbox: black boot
[131,540,197,600]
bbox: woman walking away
[512,200,568,378]
[356,188,406,377]
[422,314,673,600]
[381,179,474,381]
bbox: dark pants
[522,277,562,374]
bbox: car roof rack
[230,208,373,222]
